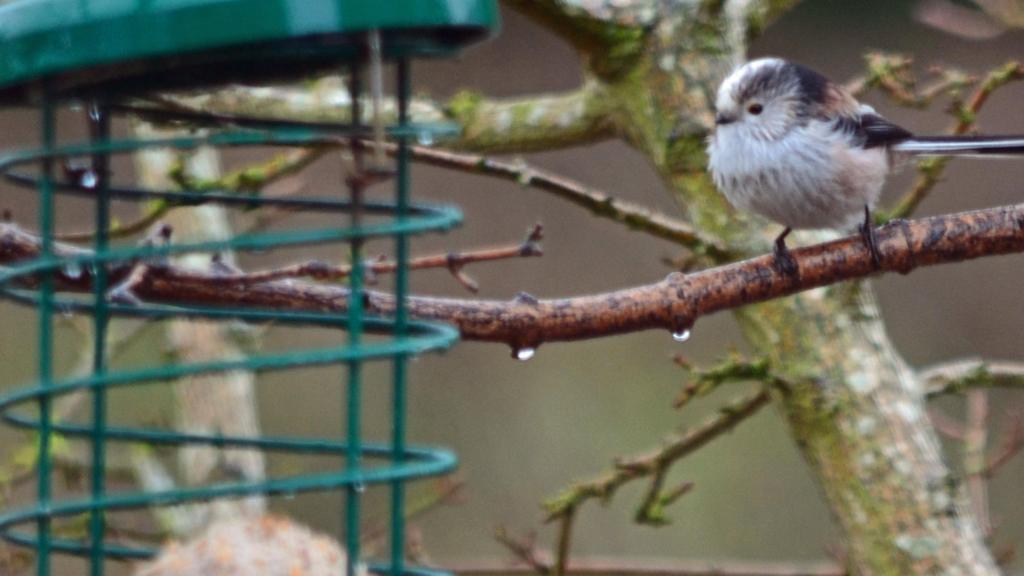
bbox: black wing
[858,113,913,148]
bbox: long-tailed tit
[706,57,1024,274]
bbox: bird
[705,57,1024,275]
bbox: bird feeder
[0,1,497,575]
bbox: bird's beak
[714,112,736,126]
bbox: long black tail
[893,135,1024,156]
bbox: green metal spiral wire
[0,41,474,576]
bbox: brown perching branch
[2,203,1024,350]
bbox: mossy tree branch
[444,81,617,153]
[148,78,616,155]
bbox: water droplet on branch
[62,262,83,280]
[671,329,691,343]
[79,170,98,189]
[513,347,536,361]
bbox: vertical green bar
[390,57,412,576]
[36,88,56,576]
[345,61,365,576]
[88,101,112,576]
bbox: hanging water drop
[671,329,691,343]
[88,104,101,122]
[416,130,435,147]
[514,347,536,361]
[79,170,98,189]
[354,481,367,494]
[62,262,83,280]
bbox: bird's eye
[747,103,764,115]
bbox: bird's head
[712,58,854,143]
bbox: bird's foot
[773,228,798,277]
[859,206,883,269]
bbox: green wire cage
[0,1,498,574]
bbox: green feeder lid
[0,0,499,101]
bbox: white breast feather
[708,118,888,231]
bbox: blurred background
[0,0,1022,573]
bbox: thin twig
[173,142,732,261]
[54,148,324,243]
[851,53,974,108]
[56,201,170,242]
[102,518,168,545]
[673,355,775,409]
[400,147,733,261]
[554,514,574,576]
[964,390,991,536]
[201,224,543,293]
[927,408,967,441]
[887,61,1024,219]
[0,319,162,506]
[984,408,1024,478]
[494,527,551,575]
[361,476,466,549]
[921,358,1024,397]
[543,389,771,524]
[171,148,325,194]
